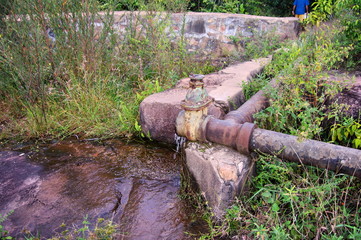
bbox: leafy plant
[306,0,335,25]
[254,22,352,140]
[241,72,270,100]
[200,155,361,239]
[330,117,361,148]
[0,211,13,240]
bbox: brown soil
[329,71,361,119]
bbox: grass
[197,8,361,240]
[198,154,361,240]
[0,0,360,239]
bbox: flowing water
[0,138,207,239]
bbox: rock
[0,151,119,238]
[184,142,254,218]
[325,73,361,120]
[112,12,300,55]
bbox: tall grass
[0,0,216,140]
[197,7,361,240]
[199,155,361,239]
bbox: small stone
[218,163,238,182]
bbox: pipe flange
[236,122,256,155]
[199,115,213,142]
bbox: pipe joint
[235,122,256,155]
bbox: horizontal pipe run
[206,118,243,150]
[176,77,361,178]
[250,128,361,178]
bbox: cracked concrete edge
[185,142,255,218]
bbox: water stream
[0,138,207,239]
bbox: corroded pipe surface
[224,90,268,124]
[223,79,275,124]
[206,118,243,150]
[250,128,361,178]
[203,118,255,155]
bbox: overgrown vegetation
[0,0,360,239]
[198,0,361,239]
[99,0,298,17]
[200,156,361,239]
[0,0,217,140]
[0,215,119,240]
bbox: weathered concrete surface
[111,11,301,55]
[185,142,254,218]
[140,57,271,144]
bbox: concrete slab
[140,57,271,144]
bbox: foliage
[189,0,296,16]
[305,0,360,67]
[254,23,352,140]
[0,211,13,240]
[229,29,283,63]
[330,117,361,149]
[3,216,118,240]
[190,0,245,14]
[0,0,217,140]
[48,217,118,240]
[306,0,335,25]
[200,155,361,239]
[241,72,270,100]
[334,0,361,68]
[97,0,295,16]
[98,0,190,12]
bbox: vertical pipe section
[250,128,361,178]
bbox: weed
[330,116,361,149]
[241,72,270,100]
[0,0,216,140]
[253,22,353,140]
[0,211,13,240]
[228,29,284,63]
[199,155,361,239]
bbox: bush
[0,0,217,140]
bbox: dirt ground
[329,71,361,119]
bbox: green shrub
[200,155,361,239]
[254,23,352,140]
[0,0,217,140]
[330,117,361,149]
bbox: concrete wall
[112,11,301,55]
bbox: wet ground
[0,138,206,239]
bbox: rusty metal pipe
[206,118,243,150]
[204,118,255,154]
[199,118,361,177]
[223,79,276,124]
[224,89,268,124]
[176,76,361,178]
[250,128,361,178]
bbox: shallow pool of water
[0,138,207,239]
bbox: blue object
[293,0,309,15]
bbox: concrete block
[185,142,254,218]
